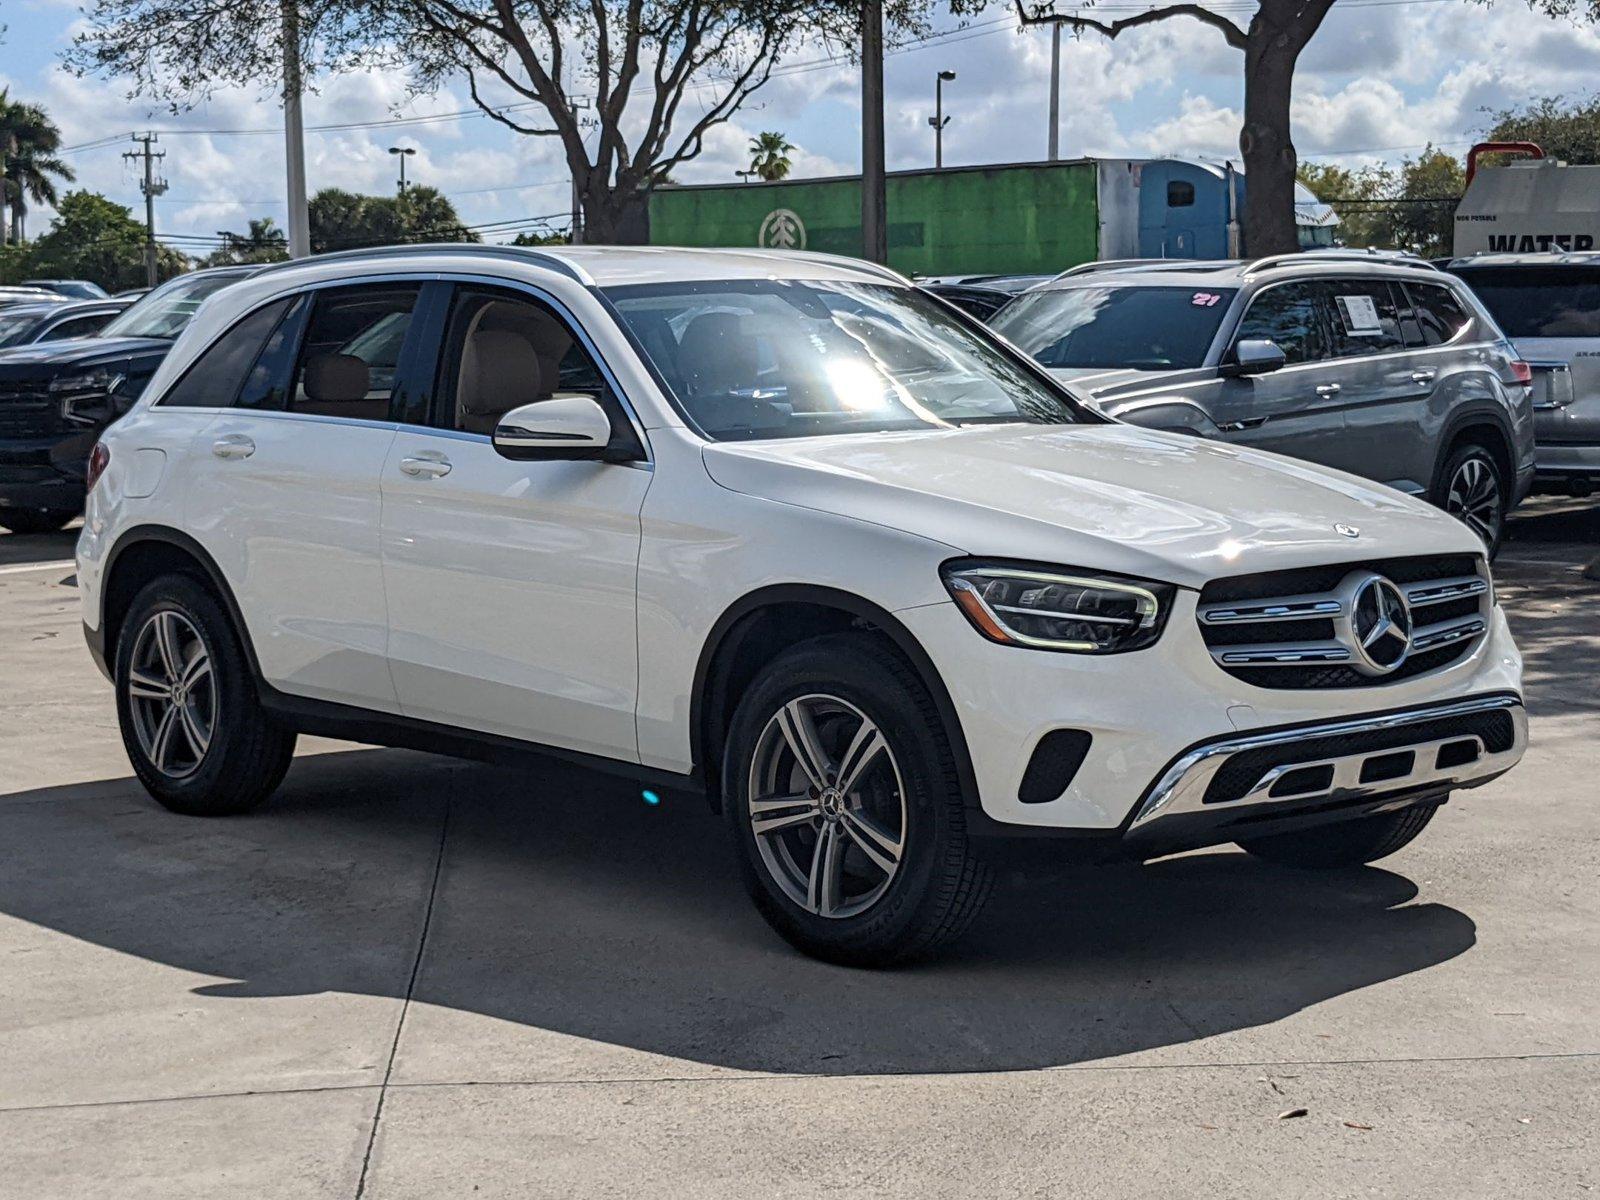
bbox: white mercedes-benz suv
[75,246,1527,965]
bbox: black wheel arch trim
[1434,406,1516,494]
[96,524,265,681]
[689,583,983,819]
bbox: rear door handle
[399,454,452,479]
[1314,383,1342,397]
[211,434,255,460]
[1411,368,1438,384]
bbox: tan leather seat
[297,352,387,419]
[456,328,549,435]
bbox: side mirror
[493,396,616,462]
[1223,338,1287,377]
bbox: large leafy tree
[65,0,912,244]
[1018,0,1335,256]
[1484,94,1600,165]
[306,185,479,252]
[22,190,189,289]
[0,91,76,243]
[1298,145,1464,258]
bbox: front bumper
[1122,692,1525,855]
[895,589,1525,835]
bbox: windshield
[0,310,47,348]
[100,273,245,340]
[991,284,1237,370]
[602,279,1081,441]
[1452,267,1600,339]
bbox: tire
[1432,442,1505,557]
[0,507,76,535]
[114,574,296,816]
[722,631,993,966]
[1237,803,1437,869]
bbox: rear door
[1211,280,1353,467]
[178,280,431,711]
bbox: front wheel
[1433,443,1505,557]
[723,633,993,966]
[115,574,297,816]
[1237,804,1437,869]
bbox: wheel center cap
[819,787,844,819]
[170,683,185,705]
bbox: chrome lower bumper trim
[1128,694,1527,833]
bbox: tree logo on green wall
[758,208,806,250]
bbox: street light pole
[861,0,887,264]
[929,69,955,170]
[388,146,416,194]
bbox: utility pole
[861,0,887,264]
[929,70,955,169]
[123,134,167,288]
[282,0,311,258]
[0,134,10,246]
[1048,22,1061,162]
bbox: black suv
[0,267,258,534]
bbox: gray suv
[990,252,1536,553]
[1445,252,1600,497]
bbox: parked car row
[77,244,1525,965]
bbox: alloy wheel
[126,610,216,779]
[1446,455,1502,550]
[746,693,907,919]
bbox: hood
[701,424,1477,590]
[0,336,170,374]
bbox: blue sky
[3,0,1598,248]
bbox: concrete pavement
[1,502,1596,1197]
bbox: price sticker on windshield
[1191,292,1223,307]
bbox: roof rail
[1245,248,1438,275]
[1051,258,1171,281]
[732,248,910,285]
[1048,258,1243,283]
[258,243,592,285]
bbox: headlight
[941,560,1176,653]
[53,368,125,425]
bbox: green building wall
[646,160,1101,276]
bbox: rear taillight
[86,442,110,493]
[1508,359,1533,386]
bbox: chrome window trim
[1128,693,1526,831]
[143,267,653,465]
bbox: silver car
[989,252,1537,553]
[1445,252,1600,497]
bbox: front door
[379,283,650,761]
[1211,280,1353,469]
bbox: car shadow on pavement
[0,525,79,569]
[0,745,1477,1077]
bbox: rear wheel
[0,507,75,535]
[1434,443,1505,556]
[1237,804,1437,869]
[723,632,993,966]
[115,574,296,816]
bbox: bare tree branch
[1014,1,1249,51]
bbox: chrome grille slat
[1198,555,1492,688]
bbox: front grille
[0,383,62,438]
[1198,554,1491,689]
[1203,708,1516,804]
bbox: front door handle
[399,454,452,479]
[1314,383,1342,397]
[211,434,255,460]
[1411,368,1438,385]
[1217,417,1268,432]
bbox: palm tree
[748,132,795,183]
[0,92,75,243]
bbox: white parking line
[0,559,75,576]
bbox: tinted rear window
[1452,267,1600,338]
[991,285,1237,370]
